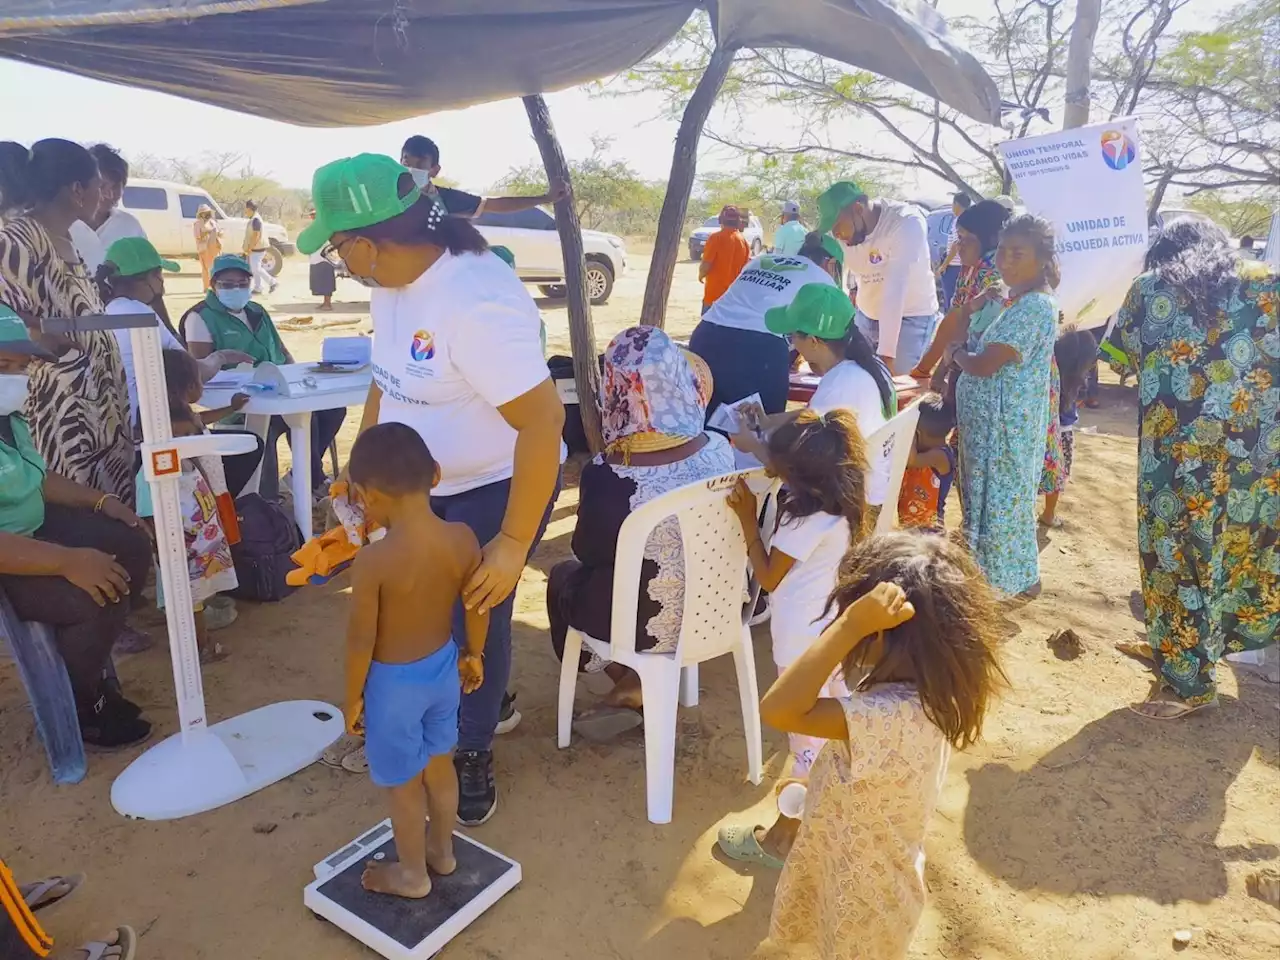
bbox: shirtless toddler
[344,423,488,899]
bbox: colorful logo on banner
[409,330,435,361]
[1100,130,1136,171]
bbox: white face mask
[0,374,30,416]
[410,168,431,189]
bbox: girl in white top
[719,407,869,868]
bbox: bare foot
[1037,512,1061,528]
[426,837,457,876]
[362,859,432,898]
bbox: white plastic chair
[557,468,779,824]
[867,398,923,533]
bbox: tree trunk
[523,93,604,454]
[640,44,736,328]
[1062,0,1102,129]
[1147,170,1175,224]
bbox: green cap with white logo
[765,283,854,340]
[298,153,426,255]
[0,304,56,361]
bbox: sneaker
[80,696,151,749]
[454,749,496,826]
[495,692,522,735]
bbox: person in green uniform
[0,306,153,748]
[180,254,346,497]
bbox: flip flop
[79,925,136,960]
[1127,697,1218,721]
[341,745,369,774]
[572,705,643,743]
[22,873,85,912]
[1114,640,1154,662]
[716,824,785,869]
[321,733,364,768]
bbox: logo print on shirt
[868,248,884,265]
[409,330,435,362]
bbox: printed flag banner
[999,118,1148,331]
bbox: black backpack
[228,494,302,602]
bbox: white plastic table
[200,374,371,542]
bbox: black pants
[688,320,791,421]
[0,505,151,710]
[260,408,346,497]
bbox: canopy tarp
[0,0,1002,127]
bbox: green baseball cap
[820,233,845,267]
[104,236,179,277]
[210,253,252,280]
[765,283,854,339]
[491,245,516,269]
[298,153,423,255]
[0,304,56,361]
[816,180,868,235]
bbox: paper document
[203,370,255,390]
[708,393,763,436]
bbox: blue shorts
[363,642,460,788]
[854,310,940,375]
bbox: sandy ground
[2,250,1278,960]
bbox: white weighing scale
[44,313,344,820]
[305,820,521,959]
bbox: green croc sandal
[717,824,785,869]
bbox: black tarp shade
[0,0,1002,127]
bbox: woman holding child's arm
[302,153,563,826]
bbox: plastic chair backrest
[866,397,922,533]
[608,468,775,667]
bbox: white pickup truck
[118,178,296,276]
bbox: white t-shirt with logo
[106,297,183,429]
[701,254,835,336]
[770,511,851,664]
[808,359,890,506]
[842,200,938,358]
[370,249,562,497]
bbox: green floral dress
[1108,261,1280,703]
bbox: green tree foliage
[1187,191,1275,238]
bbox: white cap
[781,200,801,217]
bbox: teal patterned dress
[956,291,1058,595]
[1108,261,1279,703]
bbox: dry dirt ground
[2,250,1278,960]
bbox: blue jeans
[854,310,940,375]
[940,265,961,310]
[432,471,561,752]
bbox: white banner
[999,117,1148,330]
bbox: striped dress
[0,216,135,506]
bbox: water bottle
[0,599,87,784]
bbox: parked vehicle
[687,214,765,260]
[118,178,296,275]
[473,206,627,305]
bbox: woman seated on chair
[546,326,736,743]
[0,307,153,749]
[180,253,346,499]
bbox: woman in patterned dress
[949,215,1060,596]
[0,139,135,508]
[1107,220,1279,719]
[546,326,736,742]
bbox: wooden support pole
[639,44,736,329]
[523,93,604,454]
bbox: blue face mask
[215,287,252,311]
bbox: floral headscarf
[600,326,709,451]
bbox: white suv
[473,207,627,304]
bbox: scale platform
[305,819,521,959]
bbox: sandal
[77,925,136,960]
[321,733,364,768]
[1114,640,1154,662]
[21,873,85,912]
[1127,695,1218,721]
[572,706,643,743]
[716,824,785,869]
[341,745,369,774]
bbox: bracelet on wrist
[94,493,120,513]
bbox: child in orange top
[699,205,751,312]
[897,392,956,531]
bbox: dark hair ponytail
[0,139,97,214]
[798,230,842,286]
[818,323,895,419]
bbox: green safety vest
[0,414,47,536]
[188,292,289,368]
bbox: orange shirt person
[699,205,751,312]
